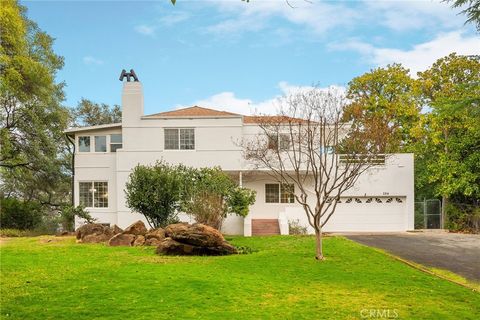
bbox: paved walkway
[346,232,480,281]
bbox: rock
[108,233,135,246]
[133,235,145,246]
[81,233,111,244]
[75,223,113,243]
[123,220,147,236]
[144,238,163,246]
[165,223,225,247]
[75,223,106,240]
[155,237,237,256]
[145,228,165,241]
[110,225,123,235]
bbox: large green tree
[0,0,70,208]
[72,98,121,127]
[344,64,421,153]
[414,53,480,226]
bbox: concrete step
[252,219,280,236]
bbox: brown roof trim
[143,106,241,118]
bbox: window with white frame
[265,183,295,203]
[110,134,122,152]
[95,136,107,152]
[164,128,195,150]
[79,181,108,208]
[78,136,91,152]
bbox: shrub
[0,229,29,237]
[446,203,480,233]
[0,198,43,230]
[288,219,308,235]
[182,167,256,230]
[125,161,190,228]
[58,205,95,231]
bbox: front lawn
[1,236,478,319]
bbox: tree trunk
[315,228,324,260]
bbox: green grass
[1,236,479,320]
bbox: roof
[143,106,241,118]
[64,123,122,134]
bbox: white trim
[65,123,121,133]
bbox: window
[164,128,195,150]
[267,133,290,151]
[78,136,91,152]
[110,134,122,152]
[265,184,280,203]
[94,136,107,152]
[79,181,108,208]
[280,184,295,203]
[265,183,295,203]
[320,146,334,154]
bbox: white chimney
[121,81,143,127]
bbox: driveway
[346,232,480,281]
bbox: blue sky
[24,0,479,115]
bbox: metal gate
[414,199,441,229]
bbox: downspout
[66,134,75,207]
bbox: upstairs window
[95,136,107,152]
[78,136,91,152]
[110,134,122,152]
[267,133,290,151]
[265,183,295,203]
[79,181,108,208]
[164,128,195,150]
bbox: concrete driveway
[346,232,480,281]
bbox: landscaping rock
[144,238,163,246]
[82,233,111,243]
[75,223,113,243]
[133,235,145,246]
[108,233,135,246]
[145,228,165,241]
[110,225,123,235]
[155,237,237,256]
[165,223,225,247]
[123,220,147,236]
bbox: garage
[323,196,408,232]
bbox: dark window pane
[79,136,90,152]
[265,184,280,203]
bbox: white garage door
[323,196,407,232]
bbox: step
[252,219,280,236]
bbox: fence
[414,199,441,229]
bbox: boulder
[108,233,135,246]
[145,228,165,241]
[144,238,163,246]
[123,220,147,236]
[155,237,237,256]
[110,224,123,235]
[133,235,145,246]
[165,223,225,247]
[82,233,111,243]
[76,223,106,240]
[76,223,113,243]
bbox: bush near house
[125,162,255,229]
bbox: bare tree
[242,88,386,260]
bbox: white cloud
[159,11,190,26]
[134,24,156,36]
[330,31,480,75]
[364,0,466,31]
[82,56,103,65]
[205,0,358,37]
[186,82,346,115]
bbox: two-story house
[66,80,414,236]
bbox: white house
[66,80,414,236]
